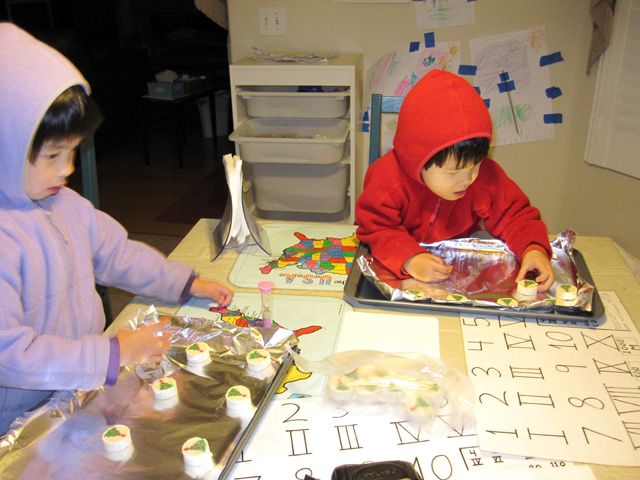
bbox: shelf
[229,54,363,223]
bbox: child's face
[421,154,482,201]
[24,137,82,200]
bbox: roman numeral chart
[228,396,591,480]
[462,291,640,465]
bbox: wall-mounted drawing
[470,27,558,146]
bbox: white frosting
[517,279,538,296]
[556,297,577,307]
[102,424,132,453]
[105,443,134,462]
[154,394,179,411]
[186,342,211,365]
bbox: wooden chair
[368,93,404,165]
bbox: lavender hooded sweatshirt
[0,23,193,434]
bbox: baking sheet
[344,242,604,321]
[0,310,297,480]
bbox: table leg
[140,100,150,166]
[208,90,219,165]
[172,103,184,169]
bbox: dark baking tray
[0,350,293,480]
[219,351,293,480]
[344,243,605,321]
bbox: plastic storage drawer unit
[237,87,350,118]
[250,161,349,214]
[229,118,349,165]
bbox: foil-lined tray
[0,309,297,480]
[345,230,604,321]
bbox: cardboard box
[183,77,212,95]
[147,77,212,99]
[147,81,186,99]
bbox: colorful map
[259,231,358,276]
[209,304,322,339]
[177,293,350,398]
[229,223,359,291]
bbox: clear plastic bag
[289,349,475,431]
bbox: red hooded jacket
[355,70,551,278]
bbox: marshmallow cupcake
[182,437,214,476]
[403,386,442,424]
[517,279,538,296]
[152,377,179,410]
[246,349,271,372]
[556,283,578,300]
[447,294,468,302]
[103,424,134,461]
[186,342,211,366]
[152,377,178,400]
[497,297,519,307]
[225,385,252,413]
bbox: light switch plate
[259,7,286,35]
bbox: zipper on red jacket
[426,197,442,240]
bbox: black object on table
[140,87,218,169]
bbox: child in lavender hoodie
[0,23,233,435]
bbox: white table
[110,219,640,479]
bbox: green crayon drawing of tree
[493,104,534,131]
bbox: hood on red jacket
[392,69,493,184]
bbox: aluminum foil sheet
[0,308,298,480]
[357,230,594,313]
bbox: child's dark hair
[425,137,490,170]
[29,85,103,163]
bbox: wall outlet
[259,7,286,35]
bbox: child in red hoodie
[355,70,553,291]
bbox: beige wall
[228,0,640,259]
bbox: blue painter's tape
[363,123,370,133]
[473,86,481,95]
[543,113,563,124]
[546,86,562,99]
[499,72,510,82]
[424,32,435,48]
[498,80,516,93]
[540,51,564,66]
[409,41,419,52]
[458,64,478,76]
[483,98,491,109]
[363,111,369,122]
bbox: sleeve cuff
[178,271,197,304]
[523,243,551,259]
[105,336,120,386]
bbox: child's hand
[189,277,234,306]
[116,316,172,366]
[403,252,453,283]
[516,249,554,291]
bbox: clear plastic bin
[237,86,350,118]
[229,118,349,165]
[250,160,349,213]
